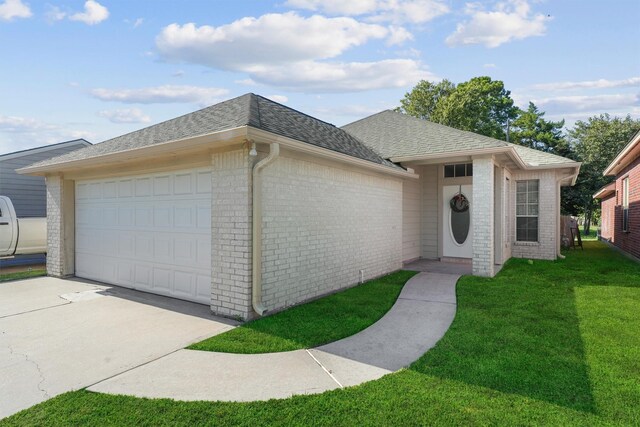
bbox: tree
[510,102,567,155]
[397,79,455,120]
[430,76,520,140]
[398,76,519,140]
[562,114,640,234]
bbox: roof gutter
[251,142,280,316]
[603,131,640,176]
[248,128,418,179]
[17,127,249,176]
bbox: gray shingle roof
[27,94,397,170]
[342,110,577,167]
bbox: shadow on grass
[407,240,640,414]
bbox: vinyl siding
[0,142,88,217]
[420,165,439,259]
[402,176,421,262]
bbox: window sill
[514,241,539,246]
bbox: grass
[0,269,46,282]
[3,240,639,426]
[189,270,418,353]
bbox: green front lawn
[189,270,418,353]
[3,241,639,426]
[0,269,46,282]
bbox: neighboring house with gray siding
[0,139,91,217]
[0,139,90,267]
[19,94,580,320]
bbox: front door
[443,185,472,258]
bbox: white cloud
[45,5,66,23]
[98,108,151,124]
[533,93,640,113]
[387,26,413,45]
[483,63,497,68]
[0,114,95,154]
[156,13,392,70]
[249,59,434,92]
[285,0,449,24]
[156,13,427,92]
[266,95,288,104]
[235,78,258,86]
[0,0,32,21]
[533,77,640,91]
[368,0,450,24]
[90,85,229,105]
[171,70,185,78]
[133,17,143,28]
[70,0,109,25]
[446,0,549,48]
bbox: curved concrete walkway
[88,271,459,401]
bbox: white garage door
[75,168,212,304]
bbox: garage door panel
[76,168,212,304]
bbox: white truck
[0,196,47,258]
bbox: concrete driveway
[0,276,236,419]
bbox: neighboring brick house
[594,130,640,260]
[20,94,581,320]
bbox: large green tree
[398,76,519,140]
[396,79,455,120]
[562,114,640,234]
[510,102,568,155]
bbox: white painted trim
[247,128,418,179]
[18,127,248,175]
[603,130,640,176]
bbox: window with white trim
[622,177,629,232]
[516,180,539,242]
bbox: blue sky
[1,0,639,154]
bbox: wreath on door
[450,187,469,213]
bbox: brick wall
[600,193,615,241]
[45,174,63,276]
[610,155,640,259]
[210,149,253,319]
[472,157,494,276]
[510,169,558,260]
[260,155,403,312]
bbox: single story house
[594,130,640,260]
[20,94,580,320]
[0,139,91,267]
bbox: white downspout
[252,143,280,316]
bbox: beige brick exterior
[45,174,63,277]
[472,157,495,276]
[45,174,75,277]
[209,149,253,319]
[259,155,403,312]
[510,169,559,260]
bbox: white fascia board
[247,127,418,180]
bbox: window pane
[528,180,539,192]
[444,165,455,178]
[455,163,466,177]
[466,163,473,176]
[528,204,538,216]
[516,192,526,204]
[516,204,526,215]
[528,191,538,204]
[517,182,527,193]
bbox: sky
[0,0,639,154]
